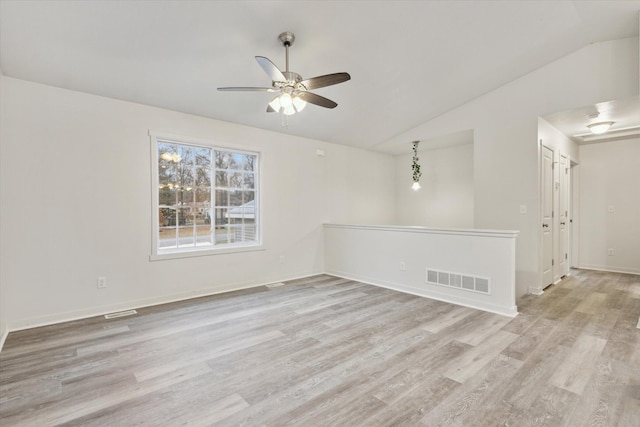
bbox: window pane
[215,189,229,206]
[194,187,212,246]
[158,185,174,206]
[195,147,210,166]
[234,153,247,169]
[195,224,213,246]
[215,151,231,170]
[156,139,258,254]
[158,142,178,187]
[215,170,228,187]
[176,165,194,190]
[214,208,228,226]
[214,208,229,244]
[159,203,177,249]
[244,154,256,172]
[231,223,257,242]
[176,206,194,248]
[243,173,255,190]
[243,190,255,204]
[229,190,244,207]
[195,188,211,211]
[178,145,194,166]
[228,172,243,189]
[195,165,211,187]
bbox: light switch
[519,205,527,214]
[608,205,615,213]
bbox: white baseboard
[0,329,8,352]
[325,270,518,317]
[577,264,640,275]
[528,287,544,296]
[4,271,321,337]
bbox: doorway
[540,143,571,290]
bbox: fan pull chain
[281,113,288,129]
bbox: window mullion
[214,149,218,246]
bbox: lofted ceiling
[1,1,639,153]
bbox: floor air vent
[266,282,286,288]
[104,309,137,319]
[426,269,490,294]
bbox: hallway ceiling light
[587,121,614,134]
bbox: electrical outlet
[97,276,107,289]
[519,205,527,214]
[607,248,614,256]
[399,262,406,271]
[608,205,615,213]
[279,255,285,264]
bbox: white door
[541,145,554,288]
[558,154,569,277]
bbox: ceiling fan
[218,32,351,116]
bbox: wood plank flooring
[1,269,639,426]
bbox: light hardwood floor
[1,269,639,426]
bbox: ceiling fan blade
[255,56,286,82]
[299,92,338,109]
[300,72,351,90]
[217,87,278,92]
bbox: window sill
[149,244,265,261]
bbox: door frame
[557,152,570,279]
[570,161,580,268]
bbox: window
[152,136,260,257]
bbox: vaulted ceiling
[1,1,639,152]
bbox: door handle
[542,223,549,228]
[560,221,565,225]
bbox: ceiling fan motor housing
[278,32,295,47]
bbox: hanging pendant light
[411,141,421,191]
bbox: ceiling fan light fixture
[292,96,306,112]
[217,32,351,119]
[587,121,614,134]
[279,92,293,108]
[268,96,282,111]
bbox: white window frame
[149,131,263,261]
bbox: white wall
[377,37,639,297]
[0,76,396,331]
[325,224,518,316]
[395,143,474,228]
[538,117,579,162]
[577,138,640,274]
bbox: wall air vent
[426,269,490,294]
